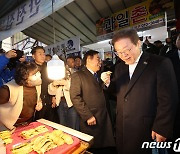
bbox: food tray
[6,122,80,154]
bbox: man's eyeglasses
[114,47,132,56]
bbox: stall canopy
[0,0,174,46]
[0,0,148,46]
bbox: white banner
[0,0,74,41]
[44,36,80,56]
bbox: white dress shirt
[178,49,180,60]
[87,68,95,75]
[129,52,143,79]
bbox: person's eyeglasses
[114,46,133,56]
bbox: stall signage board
[0,0,75,41]
[44,36,80,56]
[96,0,174,41]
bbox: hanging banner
[96,0,174,41]
[0,0,74,41]
[44,36,80,57]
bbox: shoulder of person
[149,54,173,67]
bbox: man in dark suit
[164,34,180,154]
[32,46,59,123]
[101,28,178,154]
[70,50,115,154]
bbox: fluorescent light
[97,39,111,44]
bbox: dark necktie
[94,73,99,82]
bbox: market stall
[0,119,93,154]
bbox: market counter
[1,119,93,154]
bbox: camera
[7,49,24,70]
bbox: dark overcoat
[111,52,178,154]
[70,67,115,148]
[166,49,180,140]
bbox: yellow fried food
[37,141,55,154]
[53,136,65,146]
[3,138,13,144]
[11,142,33,154]
[20,125,48,139]
[0,130,12,144]
[35,125,48,133]
[61,134,73,145]
[32,136,45,146]
[0,130,11,139]
[52,129,63,137]
[20,129,37,139]
[32,136,52,152]
[107,71,112,75]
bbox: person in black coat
[164,34,180,154]
[101,28,178,154]
[32,46,59,123]
[70,50,116,154]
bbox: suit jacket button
[124,98,128,102]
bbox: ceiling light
[97,39,111,44]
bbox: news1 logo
[142,138,180,152]
[173,138,180,152]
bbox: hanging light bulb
[47,54,65,80]
[47,0,66,80]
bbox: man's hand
[152,131,166,142]
[5,50,17,59]
[52,79,66,86]
[51,96,56,108]
[19,55,26,62]
[101,71,111,85]
[87,116,96,126]
[35,99,43,111]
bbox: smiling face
[114,38,141,65]
[86,53,101,72]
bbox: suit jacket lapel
[125,52,149,96]
[84,67,101,87]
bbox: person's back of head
[45,54,52,62]
[154,40,163,48]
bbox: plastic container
[47,54,65,80]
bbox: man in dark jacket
[164,34,180,154]
[32,46,59,123]
[101,28,178,154]
[70,50,115,154]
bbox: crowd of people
[0,28,179,154]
